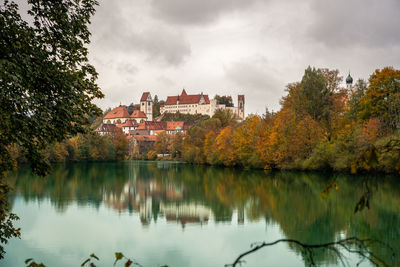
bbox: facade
[130,121,193,136]
[160,89,245,120]
[118,120,138,135]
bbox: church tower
[238,95,245,120]
[346,72,353,92]
[140,92,153,121]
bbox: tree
[299,67,333,125]
[110,128,128,161]
[359,67,400,132]
[168,132,183,158]
[0,0,101,257]
[214,95,234,107]
[348,79,367,121]
[155,132,170,154]
[212,108,237,127]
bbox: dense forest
[179,66,400,174]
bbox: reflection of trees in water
[7,162,400,265]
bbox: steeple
[346,72,353,91]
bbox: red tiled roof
[181,89,187,96]
[131,110,147,118]
[120,119,138,127]
[140,92,150,102]
[137,121,165,130]
[165,91,210,105]
[166,121,184,130]
[104,106,130,119]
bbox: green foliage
[212,109,237,127]
[161,112,209,123]
[348,79,367,121]
[299,67,332,123]
[214,94,234,107]
[152,95,164,118]
[0,0,103,176]
[358,67,400,132]
[0,0,102,258]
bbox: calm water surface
[2,161,400,266]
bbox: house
[165,121,194,135]
[94,123,118,136]
[103,106,131,124]
[118,119,138,135]
[130,121,194,136]
[103,105,149,125]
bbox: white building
[160,89,245,120]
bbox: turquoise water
[2,161,399,266]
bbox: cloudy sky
[32,0,400,114]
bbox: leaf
[81,258,90,266]
[125,259,133,267]
[114,252,124,265]
[90,253,99,260]
[25,258,33,264]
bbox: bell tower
[140,92,153,121]
[346,72,353,92]
[238,95,245,120]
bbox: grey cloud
[150,0,263,25]
[117,63,139,76]
[308,0,400,48]
[225,57,279,92]
[225,56,283,112]
[91,0,191,66]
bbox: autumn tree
[169,132,183,158]
[155,132,170,154]
[110,128,128,160]
[359,67,400,132]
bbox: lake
[2,161,399,266]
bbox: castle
[160,89,245,120]
[97,90,245,156]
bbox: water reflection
[6,161,400,266]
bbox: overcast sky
[15,0,400,115]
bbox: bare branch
[226,237,394,267]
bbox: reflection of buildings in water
[102,177,213,228]
[103,178,185,225]
[160,203,211,228]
